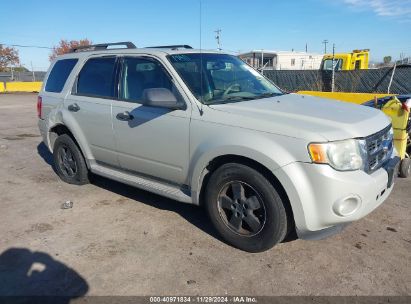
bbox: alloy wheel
[57,145,78,178]
[217,181,266,236]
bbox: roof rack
[70,41,137,53]
[146,45,193,50]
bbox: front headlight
[308,139,366,171]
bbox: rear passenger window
[76,57,116,98]
[45,59,78,93]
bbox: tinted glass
[121,57,173,102]
[77,57,116,98]
[45,59,78,93]
[168,53,282,104]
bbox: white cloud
[343,0,411,18]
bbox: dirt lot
[0,93,410,297]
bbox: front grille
[365,125,393,173]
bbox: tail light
[37,96,42,119]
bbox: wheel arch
[48,121,92,169]
[193,154,295,231]
[49,124,76,149]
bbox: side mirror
[142,88,185,110]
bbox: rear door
[65,56,119,167]
[111,56,191,185]
[41,58,79,120]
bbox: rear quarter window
[45,59,78,93]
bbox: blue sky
[1,0,410,71]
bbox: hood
[208,93,391,141]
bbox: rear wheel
[205,163,288,252]
[399,158,411,178]
[53,134,89,185]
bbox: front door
[112,56,190,185]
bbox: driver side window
[120,57,174,103]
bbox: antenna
[331,43,335,92]
[215,29,222,51]
[200,0,202,52]
[198,0,204,115]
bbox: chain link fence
[264,65,411,94]
[2,66,410,95]
[0,71,46,83]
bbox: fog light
[333,195,361,217]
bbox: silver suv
[38,42,400,252]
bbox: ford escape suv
[38,42,400,252]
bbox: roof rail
[70,41,137,53]
[146,45,193,50]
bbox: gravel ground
[0,93,410,297]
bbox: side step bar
[90,163,192,204]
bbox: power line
[0,43,52,50]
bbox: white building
[239,50,324,70]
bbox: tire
[205,163,289,252]
[399,158,411,178]
[53,134,90,185]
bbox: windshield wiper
[207,96,255,105]
[254,92,284,99]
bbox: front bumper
[274,156,400,239]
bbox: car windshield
[168,53,283,104]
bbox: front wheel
[205,163,289,252]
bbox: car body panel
[64,94,118,167]
[112,100,191,185]
[209,94,391,141]
[38,47,398,240]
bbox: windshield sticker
[171,55,192,62]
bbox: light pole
[322,39,328,54]
[31,61,35,82]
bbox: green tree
[383,56,392,64]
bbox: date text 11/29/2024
[149,296,257,303]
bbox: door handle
[116,111,134,121]
[68,103,80,112]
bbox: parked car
[38,42,400,252]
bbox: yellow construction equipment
[364,95,411,178]
[321,49,369,71]
[298,91,411,178]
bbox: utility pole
[322,39,328,54]
[214,29,222,51]
[31,61,35,82]
[305,43,308,53]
